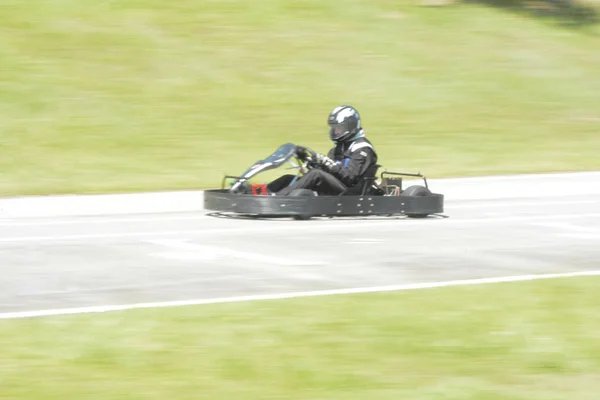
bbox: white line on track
[2,213,600,244]
[448,200,599,209]
[535,222,600,234]
[0,214,209,227]
[0,198,597,227]
[427,171,600,183]
[347,238,386,244]
[148,239,327,266]
[563,233,600,240]
[534,222,600,240]
[1,270,599,320]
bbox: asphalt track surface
[1,173,599,317]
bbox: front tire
[289,189,316,220]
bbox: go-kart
[203,143,444,220]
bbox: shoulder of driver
[348,141,377,159]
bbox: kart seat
[340,164,381,196]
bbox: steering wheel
[294,145,319,173]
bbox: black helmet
[327,105,361,144]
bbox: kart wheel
[402,185,431,197]
[402,185,432,218]
[293,215,312,221]
[289,189,315,220]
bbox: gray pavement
[1,190,599,315]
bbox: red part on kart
[251,183,269,196]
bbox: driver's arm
[328,148,376,187]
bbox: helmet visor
[332,124,346,136]
[329,122,349,141]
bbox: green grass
[1,1,599,196]
[1,277,599,399]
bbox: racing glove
[315,153,337,171]
[295,145,308,160]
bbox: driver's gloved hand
[315,153,336,171]
[295,145,308,160]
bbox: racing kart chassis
[203,143,444,220]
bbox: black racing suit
[270,137,378,196]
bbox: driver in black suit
[268,105,378,196]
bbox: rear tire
[406,214,429,218]
[402,185,431,197]
[402,185,432,218]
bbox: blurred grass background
[1,0,599,196]
[1,277,599,399]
